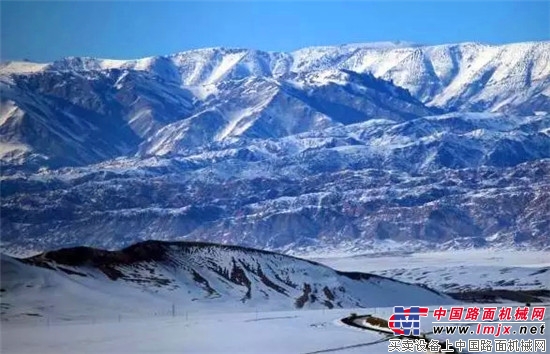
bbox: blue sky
[1,1,549,61]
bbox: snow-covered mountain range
[0,241,455,320]
[0,41,549,254]
[3,41,549,113]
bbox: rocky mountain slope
[0,66,437,170]
[1,113,548,253]
[0,41,549,254]
[0,241,455,320]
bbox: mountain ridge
[0,240,456,320]
[2,40,549,114]
[3,40,546,67]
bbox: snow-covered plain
[311,249,550,270]
[1,309,389,354]
[311,250,550,292]
[3,303,549,354]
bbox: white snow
[311,250,550,292]
[207,51,247,84]
[0,245,457,324]
[3,303,548,354]
[3,41,548,113]
[0,309,397,354]
[0,142,30,157]
[312,249,550,270]
[0,61,48,74]
[1,248,548,353]
[215,107,264,142]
